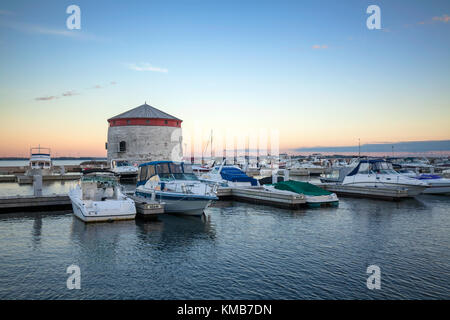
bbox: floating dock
[217,186,306,209]
[16,174,81,184]
[0,194,72,213]
[318,183,410,200]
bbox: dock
[0,194,72,213]
[16,174,81,184]
[318,183,410,200]
[217,186,306,209]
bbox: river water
[0,179,449,299]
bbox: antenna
[358,138,360,158]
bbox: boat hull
[422,184,450,194]
[136,191,215,216]
[341,182,427,197]
[69,194,136,223]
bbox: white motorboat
[342,160,428,197]
[398,173,450,194]
[110,159,138,179]
[135,161,218,216]
[68,170,136,222]
[26,146,52,175]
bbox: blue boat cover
[415,174,442,180]
[220,167,258,186]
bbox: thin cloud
[417,14,450,25]
[62,90,79,97]
[92,85,102,89]
[432,14,450,23]
[127,63,168,73]
[110,81,117,85]
[0,19,97,40]
[312,44,328,50]
[35,96,58,101]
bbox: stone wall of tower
[107,125,183,163]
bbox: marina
[1,0,450,303]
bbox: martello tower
[106,103,183,163]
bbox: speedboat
[135,161,218,216]
[397,173,450,195]
[26,146,52,176]
[199,165,259,188]
[342,160,428,197]
[68,170,136,222]
[110,159,138,179]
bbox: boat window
[156,163,170,174]
[146,165,156,179]
[358,163,370,174]
[139,166,147,181]
[169,163,183,174]
[117,161,131,167]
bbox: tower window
[119,141,126,152]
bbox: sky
[0,0,449,157]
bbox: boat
[135,161,218,216]
[199,165,259,188]
[26,146,52,175]
[110,159,138,179]
[263,180,339,207]
[398,173,450,195]
[341,159,428,197]
[68,170,136,222]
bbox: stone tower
[106,103,183,163]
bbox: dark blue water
[0,195,449,299]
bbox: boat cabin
[29,147,52,170]
[348,160,397,176]
[137,161,198,186]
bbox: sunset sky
[1,0,449,157]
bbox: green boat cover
[272,180,332,196]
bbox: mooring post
[33,175,43,197]
[272,172,278,184]
[284,169,289,181]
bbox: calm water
[0,189,449,299]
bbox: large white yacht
[68,170,136,222]
[135,161,218,216]
[342,159,428,196]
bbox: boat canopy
[219,167,258,186]
[272,180,331,196]
[347,160,397,176]
[137,161,198,186]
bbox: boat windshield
[373,162,397,174]
[116,161,131,167]
[151,163,197,181]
